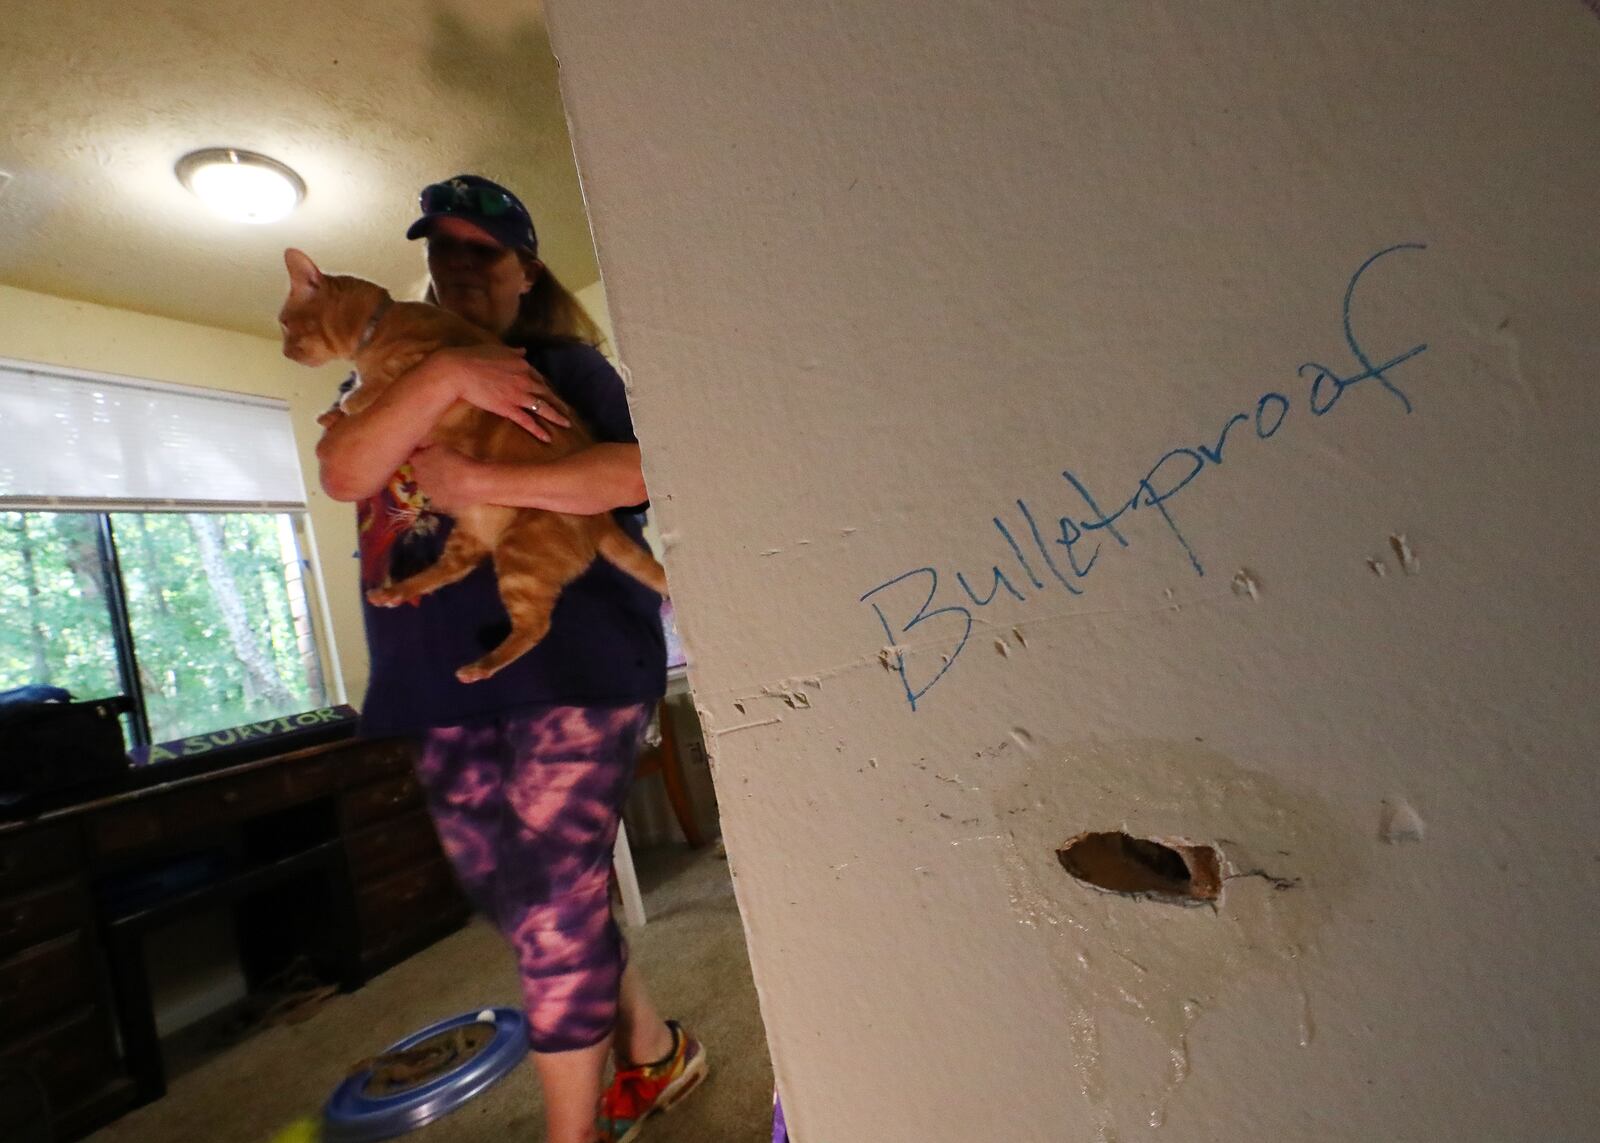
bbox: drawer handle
[220,790,242,805]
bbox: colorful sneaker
[596,1021,708,1143]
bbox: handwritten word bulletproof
[860,243,1430,712]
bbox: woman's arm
[316,345,567,502]
[316,363,460,501]
[409,442,648,516]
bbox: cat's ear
[284,248,323,297]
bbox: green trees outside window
[1,511,328,746]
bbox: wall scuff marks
[1388,533,1421,576]
[1379,798,1427,844]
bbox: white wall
[0,284,364,703]
[547,2,1600,1139]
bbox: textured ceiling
[0,0,597,339]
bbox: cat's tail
[595,520,669,596]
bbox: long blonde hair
[507,250,603,348]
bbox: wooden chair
[612,699,705,927]
[634,699,706,849]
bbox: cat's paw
[455,663,492,684]
[365,586,408,608]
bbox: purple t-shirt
[353,340,666,736]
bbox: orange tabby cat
[278,247,667,683]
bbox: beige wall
[548,2,1600,1139]
[0,283,367,703]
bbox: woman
[317,174,704,1143]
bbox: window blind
[0,357,308,511]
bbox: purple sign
[128,705,358,767]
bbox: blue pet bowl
[322,1007,529,1142]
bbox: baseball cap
[404,174,537,251]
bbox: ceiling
[0,0,599,340]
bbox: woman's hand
[406,443,644,515]
[422,344,572,441]
[408,444,485,512]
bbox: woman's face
[425,215,533,336]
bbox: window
[0,510,328,744]
[0,359,334,747]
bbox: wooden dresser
[337,740,466,973]
[0,735,467,1139]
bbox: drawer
[356,859,458,944]
[90,769,291,859]
[91,802,166,857]
[341,739,415,787]
[360,907,463,972]
[347,811,444,884]
[285,754,339,802]
[165,768,290,829]
[0,882,87,960]
[0,823,82,897]
[0,931,93,1039]
[343,772,424,831]
[0,1005,116,1108]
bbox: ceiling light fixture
[175,148,305,224]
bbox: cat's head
[278,248,387,367]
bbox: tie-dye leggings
[414,702,652,1053]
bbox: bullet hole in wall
[1057,832,1223,905]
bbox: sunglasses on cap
[418,180,519,218]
